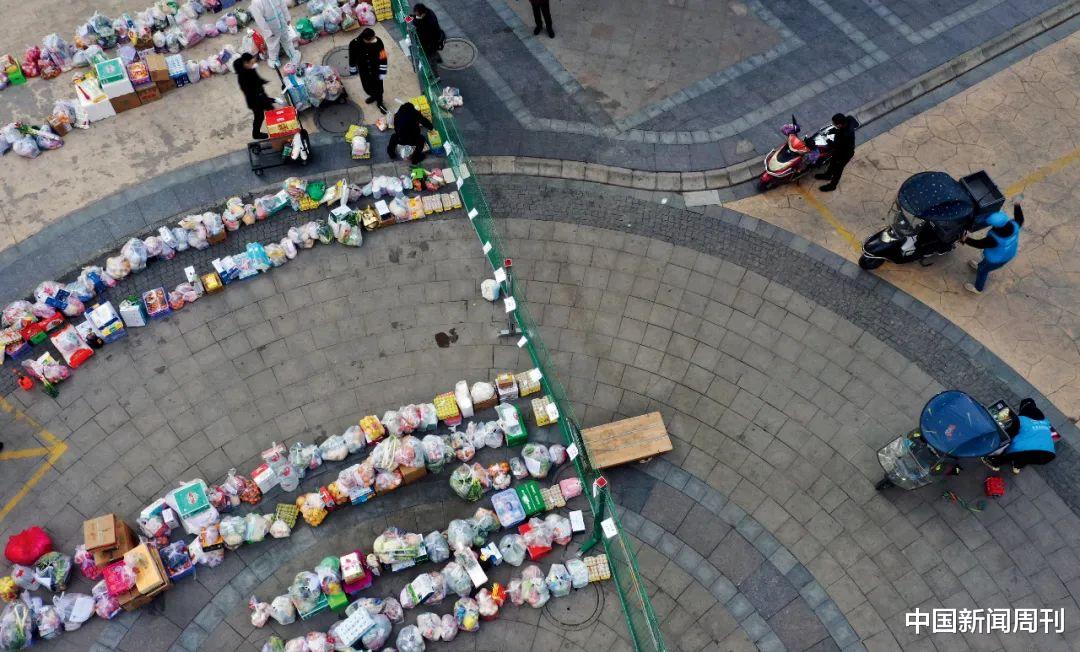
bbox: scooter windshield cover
[919,390,1005,457]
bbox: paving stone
[739,562,800,619]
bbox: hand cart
[248,66,313,176]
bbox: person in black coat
[530,0,554,37]
[234,53,276,140]
[348,28,389,114]
[412,4,445,71]
[387,101,433,164]
[816,113,856,192]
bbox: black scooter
[858,170,1004,270]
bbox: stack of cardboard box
[265,106,300,152]
[96,58,142,114]
[144,54,174,97]
[127,60,160,105]
[83,513,137,567]
[117,544,172,611]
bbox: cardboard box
[95,58,128,85]
[136,85,161,104]
[126,61,151,87]
[265,106,300,136]
[109,92,142,114]
[399,464,427,485]
[156,79,174,95]
[117,548,171,611]
[269,135,291,152]
[124,544,167,594]
[84,514,137,566]
[145,54,169,82]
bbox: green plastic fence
[389,4,665,650]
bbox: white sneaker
[968,259,979,271]
[964,283,981,294]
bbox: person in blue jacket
[986,398,1055,474]
[961,202,1023,294]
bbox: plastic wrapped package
[548,444,568,465]
[361,614,392,649]
[424,531,450,564]
[559,477,583,499]
[455,380,474,418]
[1,301,34,329]
[445,519,477,552]
[250,596,272,627]
[522,519,552,550]
[449,464,486,502]
[73,545,101,580]
[395,435,424,468]
[442,562,471,598]
[78,265,118,293]
[421,435,447,474]
[425,571,447,605]
[544,513,573,546]
[522,443,552,478]
[244,513,270,544]
[483,421,504,449]
[476,588,499,619]
[319,435,349,462]
[520,565,550,607]
[470,382,497,408]
[498,534,526,567]
[454,597,480,632]
[546,564,572,597]
[417,612,441,641]
[450,429,474,462]
[35,280,85,317]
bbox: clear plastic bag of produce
[565,558,589,589]
[416,612,440,641]
[522,443,552,478]
[32,602,61,640]
[249,596,272,627]
[509,457,528,479]
[91,581,121,620]
[483,421,504,448]
[450,428,475,462]
[395,435,424,468]
[548,444,568,465]
[361,614,392,649]
[220,515,245,549]
[546,563,572,597]
[319,434,349,461]
[476,588,499,619]
[454,597,480,632]
[424,531,450,564]
[498,534,526,567]
[544,513,573,546]
[520,565,550,607]
[342,425,364,454]
[121,238,148,271]
[33,552,72,592]
[449,464,485,502]
[374,470,401,493]
[522,518,552,550]
[371,435,400,471]
[421,435,447,473]
[288,571,322,613]
[382,597,403,623]
[446,519,477,552]
[315,557,341,595]
[472,508,499,539]
[0,601,31,649]
[442,561,471,598]
[244,513,270,544]
[465,421,485,452]
[425,571,447,605]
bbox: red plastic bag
[984,476,1006,498]
[5,527,53,566]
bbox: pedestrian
[529,0,554,37]
[412,4,445,70]
[816,113,856,192]
[961,202,1023,294]
[349,28,388,114]
[386,101,433,164]
[233,53,277,140]
[985,398,1055,474]
[250,0,300,68]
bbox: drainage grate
[543,581,604,629]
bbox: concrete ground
[730,27,1080,419]
[0,15,419,252]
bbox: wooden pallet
[581,412,671,469]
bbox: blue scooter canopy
[919,390,1008,458]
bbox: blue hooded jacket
[983,220,1020,265]
[1006,416,1055,455]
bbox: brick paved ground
[4,177,1079,650]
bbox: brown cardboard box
[269,135,291,152]
[109,92,142,113]
[125,544,167,594]
[400,465,427,485]
[118,546,171,611]
[136,85,161,104]
[85,514,137,566]
[156,79,174,95]
[145,54,169,82]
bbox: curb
[470,0,1080,193]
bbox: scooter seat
[776,147,799,164]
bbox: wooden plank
[581,412,672,469]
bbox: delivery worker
[387,101,433,164]
[250,0,300,68]
[985,398,1055,474]
[961,202,1024,294]
[234,53,276,140]
[348,28,389,114]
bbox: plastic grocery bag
[424,531,450,564]
[249,596,271,627]
[498,534,526,567]
[520,565,550,607]
[417,612,440,641]
[446,519,477,552]
[371,436,400,472]
[454,597,479,632]
[442,562,471,597]
[440,613,458,641]
[476,588,499,619]
[0,601,31,649]
[472,508,499,539]
[544,513,573,546]
[32,552,72,592]
[522,443,552,478]
[383,597,403,622]
[421,435,447,474]
[546,564,572,597]
[566,558,589,589]
[362,614,392,649]
[395,436,424,468]
[319,435,349,462]
[270,595,296,625]
[449,464,484,502]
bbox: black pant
[825,153,851,185]
[387,133,426,164]
[360,74,383,103]
[532,0,552,29]
[250,97,275,139]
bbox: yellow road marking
[794,185,862,252]
[1004,143,1080,196]
[0,396,68,523]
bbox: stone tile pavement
[3,177,1080,650]
[731,26,1080,419]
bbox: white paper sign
[504,297,517,313]
[546,403,560,421]
[529,368,542,382]
[375,200,390,216]
[482,242,492,254]
[456,176,464,189]
[493,268,507,283]
[601,518,618,539]
[566,443,579,460]
[517,336,528,348]
[458,164,471,181]
[569,510,586,533]
[468,208,478,220]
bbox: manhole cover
[440,37,477,70]
[323,46,350,75]
[543,581,603,629]
[316,100,363,134]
